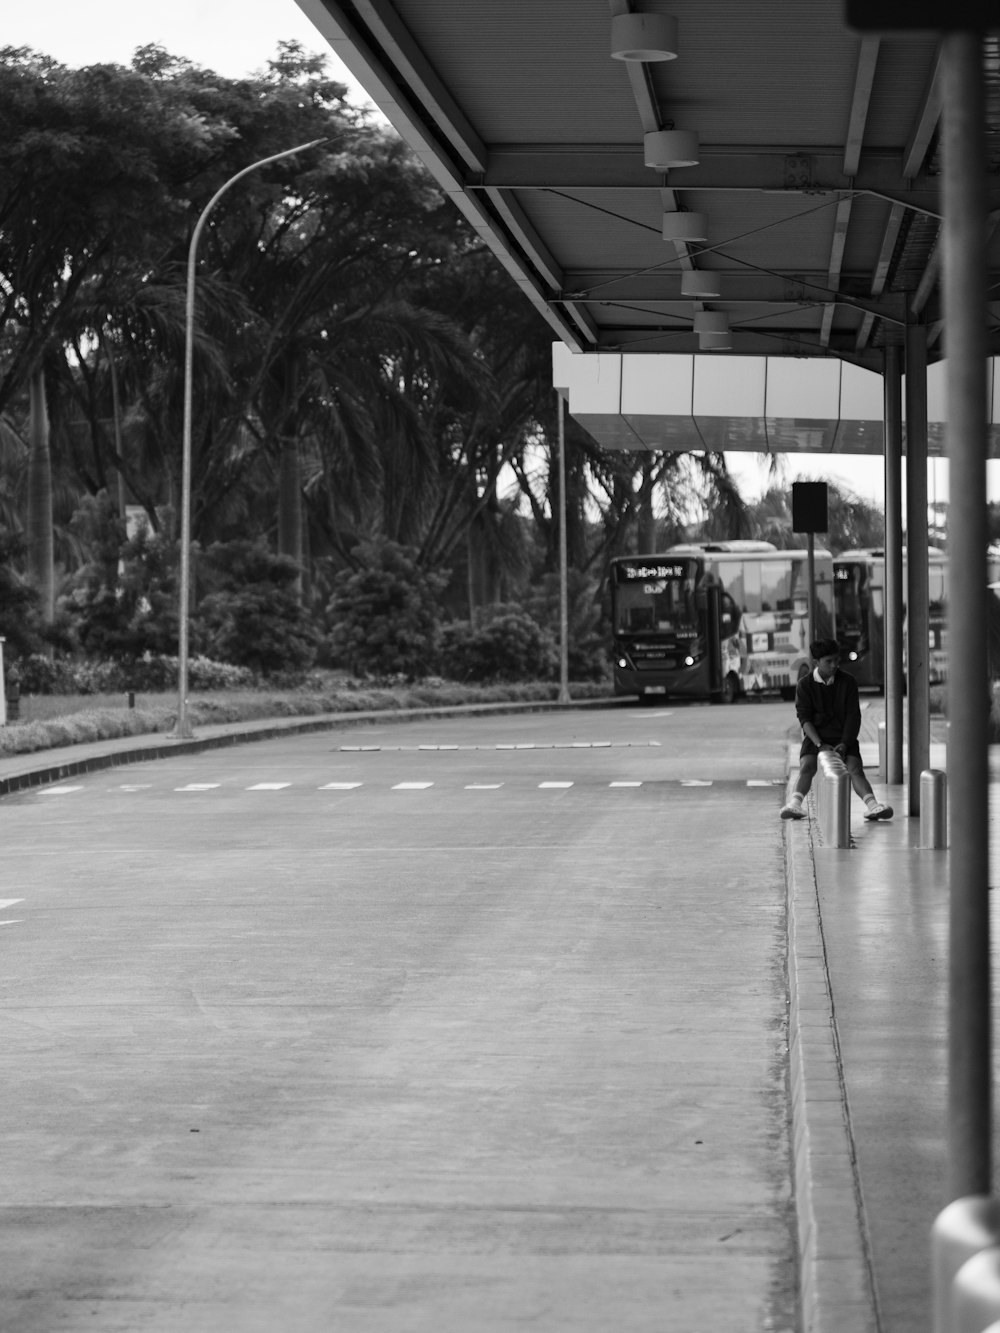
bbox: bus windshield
[612,560,699,636]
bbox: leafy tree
[56,491,181,661]
[739,481,884,554]
[0,528,42,659]
[326,539,448,678]
[196,539,319,676]
[523,570,608,681]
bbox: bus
[610,541,835,703]
[833,548,947,689]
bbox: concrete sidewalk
[785,705,954,1333]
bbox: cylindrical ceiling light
[699,332,733,350]
[611,13,679,61]
[681,270,722,298]
[662,211,708,243]
[694,312,729,336]
[644,129,699,169]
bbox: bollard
[932,1197,1000,1333]
[816,750,851,848]
[921,768,948,849]
[951,1246,1000,1333]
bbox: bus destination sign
[616,562,687,581]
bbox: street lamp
[173,138,325,739]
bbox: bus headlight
[848,651,858,661]
[683,655,695,667]
[617,657,628,669]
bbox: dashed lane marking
[28,777,787,798]
[0,897,24,926]
[338,741,662,752]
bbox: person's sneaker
[780,801,806,820]
[864,802,893,821]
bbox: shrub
[196,540,319,677]
[326,540,448,679]
[438,606,558,682]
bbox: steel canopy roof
[294,1,1000,374]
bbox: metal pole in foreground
[905,319,930,814]
[557,392,570,703]
[941,30,991,1204]
[173,138,325,740]
[883,343,905,787]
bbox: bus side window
[721,593,739,637]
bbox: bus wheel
[713,672,740,705]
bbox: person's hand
[834,743,847,759]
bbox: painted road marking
[28,776,787,797]
[337,741,662,752]
[0,898,24,926]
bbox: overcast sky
[5,3,979,509]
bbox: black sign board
[792,481,829,534]
[845,1,993,30]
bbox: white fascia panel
[693,356,767,418]
[567,354,623,415]
[552,341,573,394]
[621,355,694,415]
[764,358,841,419]
[840,360,885,421]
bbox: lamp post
[173,138,325,739]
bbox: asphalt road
[1,699,799,1332]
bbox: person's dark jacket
[794,668,862,745]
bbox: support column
[883,343,905,786]
[905,320,930,815]
[941,30,991,1204]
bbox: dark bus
[611,541,834,703]
[833,548,947,688]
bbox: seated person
[781,637,892,822]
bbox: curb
[0,696,618,798]
[784,799,880,1333]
